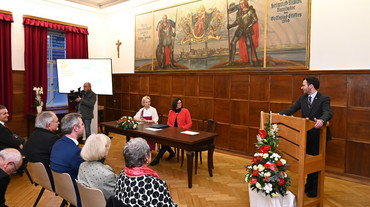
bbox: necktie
[308,96,312,109]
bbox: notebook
[150,124,169,129]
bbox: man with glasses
[50,113,85,207]
[25,111,60,189]
[0,148,23,207]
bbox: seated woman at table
[78,134,117,200]
[133,96,158,151]
[115,138,178,206]
[150,97,192,166]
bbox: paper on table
[181,131,200,135]
[145,127,162,131]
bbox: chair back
[76,180,106,207]
[28,162,54,192]
[201,119,217,133]
[51,170,77,206]
[158,113,163,124]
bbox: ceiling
[65,0,129,8]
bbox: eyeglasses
[10,162,18,174]
[177,102,182,104]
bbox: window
[47,30,68,108]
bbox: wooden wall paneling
[348,74,370,107]
[319,75,347,106]
[122,75,130,93]
[129,75,140,93]
[292,74,307,102]
[330,106,347,139]
[129,94,140,113]
[112,75,123,93]
[213,99,230,123]
[269,102,293,114]
[199,76,214,97]
[184,76,199,97]
[138,76,149,94]
[231,74,249,100]
[106,93,120,109]
[214,123,230,149]
[347,108,370,143]
[156,95,172,116]
[230,100,249,125]
[149,75,161,95]
[250,75,269,101]
[248,101,269,127]
[228,125,248,152]
[270,75,293,103]
[160,75,172,95]
[346,141,370,177]
[198,98,214,121]
[325,138,346,173]
[121,94,130,110]
[248,127,259,154]
[183,97,199,120]
[105,109,121,121]
[214,75,231,99]
[12,93,25,114]
[172,76,185,96]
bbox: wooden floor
[5,133,370,206]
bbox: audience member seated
[115,138,178,206]
[50,113,85,207]
[150,98,192,166]
[133,96,159,151]
[0,148,23,207]
[78,134,117,200]
[24,111,60,189]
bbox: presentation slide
[57,59,113,95]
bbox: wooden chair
[76,180,106,207]
[28,162,55,206]
[51,170,77,207]
[260,111,328,207]
[194,119,217,174]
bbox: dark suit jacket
[79,90,96,120]
[0,169,10,206]
[0,124,22,151]
[280,92,333,155]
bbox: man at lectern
[75,82,96,140]
[279,76,332,198]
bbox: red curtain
[0,14,14,119]
[23,17,89,114]
[24,24,48,116]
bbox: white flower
[272,192,279,197]
[253,165,258,170]
[262,153,269,159]
[265,172,271,177]
[258,164,265,171]
[256,182,262,189]
[263,183,273,193]
[281,159,286,165]
[245,175,249,183]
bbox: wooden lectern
[260,111,328,207]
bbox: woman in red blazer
[150,98,192,166]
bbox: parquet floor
[5,133,370,206]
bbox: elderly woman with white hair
[78,134,117,200]
[114,138,178,206]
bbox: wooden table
[100,121,218,188]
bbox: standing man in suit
[0,148,23,207]
[50,113,85,207]
[0,105,24,152]
[75,82,96,140]
[25,111,60,189]
[279,76,333,197]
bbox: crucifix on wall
[116,40,122,58]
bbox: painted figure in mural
[227,0,259,66]
[156,15,176,69]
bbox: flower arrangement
[116,116,138,130]
[33,86,44,107]
[245,112,291,198]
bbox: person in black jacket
[0,105,24,152]
[25,111,60,189]
[279,76,333,198]
[75,82,96,139]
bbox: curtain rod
[23,15,88,29]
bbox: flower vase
[36,106,42,114]
[248,184,296,207]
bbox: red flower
[258,130,267,138]
[251,178,257,184]
[270,163,277,171]
[277,178,285,186]
[264,163,270,169]
[265,177,269,182]
[257,156,263,162]
[263,145,271,151]
[117,120,122,123]
[252,157,257,164]
[259,146,266,153]
[253,170,259,176]
[123,118,127,122]
[277,160,283,166]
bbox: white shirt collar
[66,136,79,145]
[309,91,318,101]
[0,121,4,126]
